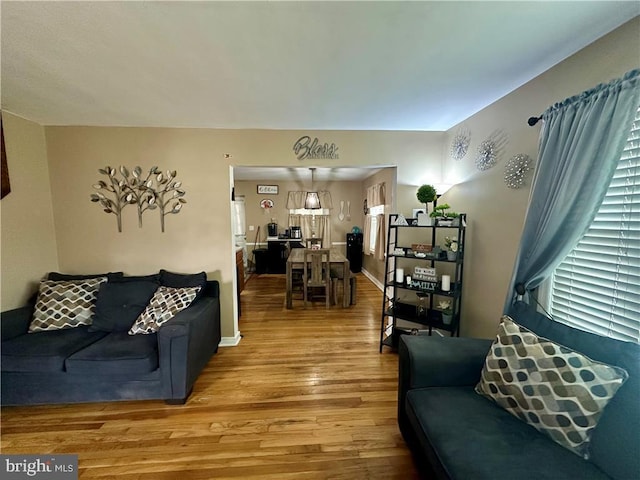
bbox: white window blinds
[550,108,640,343]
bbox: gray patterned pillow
[29,277,107,332]
[475,315,628,458]
[128,286,200,335]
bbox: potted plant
[429,203,459,226]
[416,185,437,225]
[444,236,458,261]
[438,300,453,325]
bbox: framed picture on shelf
[257,185,278,195]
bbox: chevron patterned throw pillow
[475,315,628,459]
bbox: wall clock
[504,154,533,189]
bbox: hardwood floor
[1,273,419,479]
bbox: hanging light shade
[304,168,322,209]
[305,191,321,209]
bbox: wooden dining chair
[303,248,331,308]
[306,238,322,249]
[330,266,357,306]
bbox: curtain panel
[366,183,386,207]
[374,214,386,261]
[288,214,331,248]
[363,215,372,255]
[505,69,640,309]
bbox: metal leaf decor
[90,165,187,232]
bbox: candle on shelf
[396,268,404,284]
[441,275,451,292]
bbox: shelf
[384,305,457,330]
[391,253,462,262]
[380,213,466,351]
[390,222,464,230]
[384,281,459,297]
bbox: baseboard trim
[219,332,242,347]
[361,268,384,291]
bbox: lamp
[304,168,322,209]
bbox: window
[368,205,385,254]
[550,108,639,343]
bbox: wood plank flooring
[1,273,419,479]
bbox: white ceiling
[2,2,638,132]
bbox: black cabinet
[346,233,363,273]
[267,240,288,274]
[379,214,467,352]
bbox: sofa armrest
[399,335,492,389]
[157,294,221,402]
[1,306,33,341]
[398,335,492,433]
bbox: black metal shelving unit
[379,213,467,352]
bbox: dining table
[286,247,351,308]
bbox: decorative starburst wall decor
[504,154,534,189]
[450,127,471,161]
[475,130,509,171]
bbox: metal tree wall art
[90,165,187,232]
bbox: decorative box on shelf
[411,243,432,252]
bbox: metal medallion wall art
[475,130,509,171]
[90,166,186,233]
[450,127,471,161]
[504,154,533,189]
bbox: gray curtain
[505,69,640,308]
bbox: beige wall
[440,17,640,339]
[1,113,59,310]
[41,129,442,340]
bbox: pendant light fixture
[304,168,321,209]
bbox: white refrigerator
[233,197,248,269]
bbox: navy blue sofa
[398,301,639,480]
[1,279,221,406]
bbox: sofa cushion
[89,281,159,332]
[129,286,200,335]
[508,301,640,480]
[65,332,159,374]
[405,386,611,480]
[476,315,628,459]
[160,269,207,299]
[114,273,160,283]
[29,277,107,332]
[48,271,123,281]
[1,326,107,372]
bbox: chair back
[304,248,330,287]
[306,238,322,249]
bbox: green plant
[444,236,458,251]
[438,300,452,314]
[429,203,459,218]
[416,184,437,211]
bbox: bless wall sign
[293,136,339,161]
